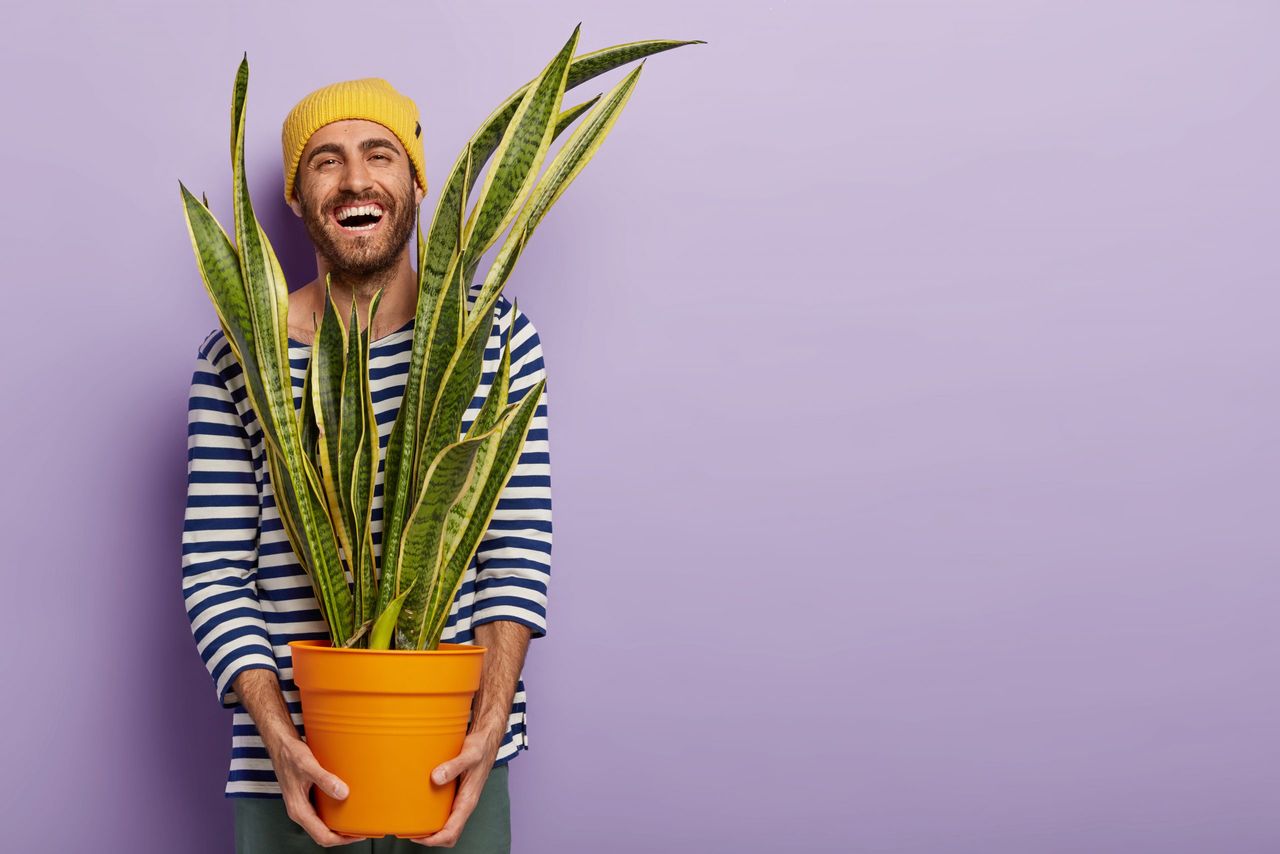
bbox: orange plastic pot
[288,639,487,838]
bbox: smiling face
[288,118,425,279]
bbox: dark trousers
[233,764,510,853]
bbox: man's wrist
[470,620,531,749]
[232,667,301,758]
[259,719,303,758]
[470,709,510,743]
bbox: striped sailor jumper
[181,282,552,797]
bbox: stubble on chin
[298,186,416,279]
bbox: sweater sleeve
[471,303,553,638]
[181,336,279,708]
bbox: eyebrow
[306,137,401,164]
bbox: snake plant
[178,26,704,650]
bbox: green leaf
[465,296,516,441]
[227,55,353,644]
[413,253,467,485]
[554,95,601,141]
[342,619,373,648]
[337,292,365,546]
[473,63,644,320]
[350,291,382,628]
[370,580,415,650]
[188,37,702,652]
[422,377,546,649]
[178,182,272,442]
[459,38,702,206]
[310,282,355,572]
[299,352,318,461]
[378,36,702,616]
[460,24,580,268]
[394,433,492,650]
[417,287,494,490]
[375,250,464,619]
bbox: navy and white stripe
[182,282,552,798]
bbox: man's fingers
[411,794,463,846]
[413,775,484,847]
[274,743,362,846]
[327,832,371,847]
[286,792,367,848]
[302,754,350,800]
[412,809,464,848]
[433,739,486,785]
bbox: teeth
[336,204,384,222]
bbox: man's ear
[414,182,425,208]
[288,190,303,218]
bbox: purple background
[2,1,1277,851]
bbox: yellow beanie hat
[281,77,427,204]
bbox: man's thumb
[303,752,350,800]
[319,771,349,800]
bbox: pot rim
[288,639,487,657]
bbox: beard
[297,181,417,280]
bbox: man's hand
[408,725,504,847]
[272,737,372,848]
[232,668,370,848]
[409,619,531,847]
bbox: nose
[339,156,374,195]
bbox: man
[181,77,553,852]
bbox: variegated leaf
[421,378,546,649]
[394,433,492,650]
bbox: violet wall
[1,1,1276,851]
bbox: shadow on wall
[135,368,238,852]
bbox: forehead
[302,118,403,157]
